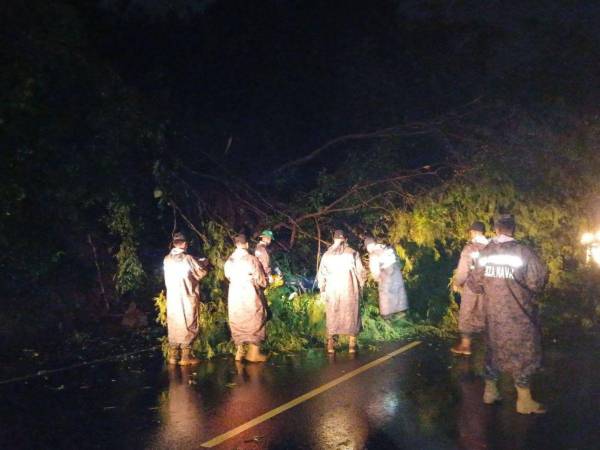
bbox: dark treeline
[2,0,600,346]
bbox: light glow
[479,254,524,268]
[580,229,600,266]
[591,245,600,266]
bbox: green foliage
[154,281,454,361]
[384,118,600,334]
[154,291,167,326]
[193,300,233,358]
[107,202,146,295]
[199,222,229,301]
[263,287,326,352]
[360,285,456,342]
[541,267,600,333]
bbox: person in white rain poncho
[450,221,489,356]
[163,232,208,366]
[364,237,409,320]
[317,229,367,354]
[224,234,269,362]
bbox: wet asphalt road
[1,338,598,450]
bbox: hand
[197,258,211,270]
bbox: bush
[155,280,456,360]
[541,267,600,335]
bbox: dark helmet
[234,233,248,245]
[333,229,346,240]
[469,221,485,233]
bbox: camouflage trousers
[485,365,530,387]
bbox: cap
[364,236,376,248]
[469,221,485,233]
[172,232,187,243]
[333,229,345,240]
[260,230,274,240]
[234,234,248,245]
[494,214,516,229]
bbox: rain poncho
[224,248,267,345]
[467,236,548,379]
[254,242,271,277]
[317,243,367,336]
[163,248,208,346]
[453,237,488,334]
[367,244,408,316]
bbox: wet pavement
[1,337,598,449]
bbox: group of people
[162,230,274,365]
[162,212,548,416]
[162,228,409,363]
[317,229,409,353]
[450,214,548,414]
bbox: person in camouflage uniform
[254,230,274,282]
[468,214,548,414]
[450,221,489,356]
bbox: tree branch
[272,124,434,175]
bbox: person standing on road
[318,229,367,354]
[364,236,408,320]
[254,230,274,283]
[450,221,489,356]
[163,232,208,366]
[468,214,548,414]
[225,234,269,362]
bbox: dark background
[2,0,599,345]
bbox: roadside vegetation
[2,1,600,362]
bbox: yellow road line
[200,340,422,448]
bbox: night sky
[91,0,600,177]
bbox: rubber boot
[348,336,357,353]
[483,379,502,404]
[451,336,472,356]
[167,345,180,365]
[235,344,245,361]
[244,343,268,362]
[327,337,335,354]
[515,386,546,414]
[179,345,201,366]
